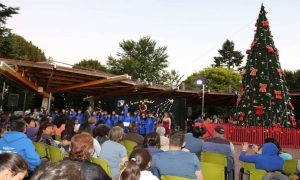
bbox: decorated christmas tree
[236,5,295,127]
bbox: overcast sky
[3,0,300,78]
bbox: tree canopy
[184,67,241,92]
[107,36,169,84]
[73,59,108,72]
[284,70,300,92]
[213,39,244,69]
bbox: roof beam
[95,83,148,99]
[49,74,130,93]
[0,61,49,97]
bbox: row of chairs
[239,160,299,180]
[33,142,112,177]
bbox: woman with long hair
[162,112,171,137]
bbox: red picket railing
[203,123,300,149]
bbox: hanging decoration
[255,106,264,115]
[250,41,257,48]
[259,83,267,92]
[290,115,296,126]
[262,20,269,27]
[266,46,274,53]
[288,101,295,110]
[239,112,245,121]
[277,68,283,77]
[246,49,251,54]
[250,67,258,76]
[274,90,282,99]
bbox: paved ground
[233,145,300,180]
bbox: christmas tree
[236,5,295,127]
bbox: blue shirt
[0,132,41,172]
[152,150,200,179]
[146,117,156,134]
[184,133,204,157]
[100,140,127,176]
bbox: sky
[2,0,300,78]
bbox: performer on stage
[162,112,171,137]
[139,101,147,117]
[145,112,156,134]
[139,113,147,136]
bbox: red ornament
[290,115,296,126]
[255,106,264,115]
[267,46,274,53]
[236,96,241,106]
[239,84,244,95]
[250,67,258,76]
[288,101,295,110]
[262,21,269,27]
[259,83,267,92]
[239,112,245,121]
[246,49,251,54]
[274,90,282,99]
[250,41,257,48]
[277,68,283,77]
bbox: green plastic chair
[33,142,47,158]
[239,162,256,180]
[202,162,225,180]
[122,140,138,156]
[249,169,266,180]
[201,151,228,179]
[161,175,193,180]
[201,151,227,166]
[89,156,111,177]
[47,146,63,162]
[283,160,298,175]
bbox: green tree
[161,69,183,89]
[184,67,241,92]
[0,3,18,58]
[213,39,244,69]
[236,5,294,127]
[9,34,47,61]
[107,36,169,84]
[73,59,108,72]
[284,70,300,92]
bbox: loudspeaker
[8,93,19,107]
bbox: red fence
[204,123,300,149]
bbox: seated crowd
[0,107,299,180]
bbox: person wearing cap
[202,126,235,180]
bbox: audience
[123,122,144,145]
[0,119,40,172]
[156,126,169,151]
[184,126,206,157]
[94,124,110,145]
[53,116,66,136]
[121,148,158,180]
[143,132,163,156]
[0,153,28,180]
[239,142,284,171]
[24,116,38,141]
[37,121,69,148]
[68,132,111,180]
[151,131,203,180]
[257,137,293,160]
[202,125,235,179]
[77,123,101,158]
[31,160,84,180]
[100,126,127,180]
